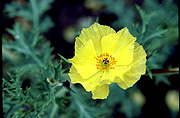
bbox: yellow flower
[68,23,147,99]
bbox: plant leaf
[57,54,72,66]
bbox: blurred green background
[2,0,179,118]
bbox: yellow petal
[101,27,136,66]
[114,27,136,65]
[115,72,142,90]
[130,42,147,74]
[75,37,84,51]
[101,34,118,55]
[116,42,147,89]
[116,78,129,90]
[68,65,84,83]
[68,65,101,92]
[92,84,109,99]
[116,75,141,90]
[116,27,136,48]
[99,65,130,85]
[76,23,116,55]
[69,39,98,79]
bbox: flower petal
[116,75,141,90]
[101,34,118,55]
[115,42,147,89]
[99,65,130,85]
[129,42,147,74]
[101,27,136,66]
[76,23,116,55]
[69,39,98,79]
[68,65,101,92]
[92,84,109,99]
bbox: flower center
[96,53,117,73]
[103,58,109,64]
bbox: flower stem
[146,67,179,76]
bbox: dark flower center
[103,58,109,64]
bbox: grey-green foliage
[3,0,110,118]
[3,0,61,117]
[141,0,178,66]
[135,0,178,84]
[4,0,54,47]
[3,0,178,118]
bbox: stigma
[103,58,109,64]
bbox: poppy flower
[68,23,146,99]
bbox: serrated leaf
[37,104,46,117]
[4,104,21,118]
[39,16,54,34]
[136,5,156,34]
[4,88,16,96]
[57,54,72,66]
[62,68,70,74]
[3,78,13,88]
[49,89,56,104]
[154,75,171,85]
[146,67,153,79]
[5,3,33,20]
[6,72,16,82]
[38,0,55,16]
[53,61,62,80]
[6,28,17,37]
[143,29,168,43]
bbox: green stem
[75,98,92,118]
[14,23,45,69]
[30,0,40,47]
[49,103,58,118]
[30,0,39,29]
[29,51,45,69]
[71,89,92,118]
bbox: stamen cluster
[96,53,117,73]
